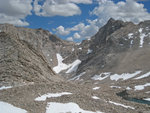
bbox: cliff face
[62,19,150,80]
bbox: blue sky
[0,0,150,42]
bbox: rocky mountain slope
[0,19,150,113]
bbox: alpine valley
[0,18,150,113]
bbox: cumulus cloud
[92,0,150,25]
[0,0,32,26]
[73,32,81,39]
[34,0,82,17]
[66,37,74,41]
[55,26,70,36]
[70,0,93,4]
[55,20,99,41]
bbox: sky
[0,0,150,42]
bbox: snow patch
[139,28,146,47]
[0,86,12,90]
[79,47,82,50]
[126,87,132,90]
[93,87,100,90]
[87,49,93,54]
[0,101,27,113]
[66,59,81,73]
[92,96,100,100]
[134,72,150,80]
[109,101,134,109]
[53,54,70,73]
[110,71,141,81]
[35,92,72,101]
[134,83,150,91]
[110,86,121,89]
[128,33,134,39]
[72,48,75,51]
[145,91,150,94]
[144,98,150,101]
[70,72,86,80]
[92,72,111,81]
[139,28,143,33]
[46,102,103,113]
[53,53,81,74]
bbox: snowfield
[0,86,12,90]
[92,72,111,81]
[66,59,81,73]
[109,101,134,109]
[134,72,150,79]
[46,102,103,113]
[35,92,72,101]
[87,49,93,54]
[134,83,150,91]
[0,101,27,113]
[144,98,150,101]
[139,28,147,48]
[70,72,86,80]
[110,71,141,81]
[92,96,100,100]
[93,87,100,90]
[53,53,81,74]
[53,53,70,73]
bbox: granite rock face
[66,19,150,80]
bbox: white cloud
[55,19,99,41]
[70,0,93,4]
[0,0,32,26]
[34,0,81,17]
[67,37,74,41]
[92,0,150,25]
[56,26,70,36]
[74,33,81,39]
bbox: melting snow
[79,47,82,50]
[92,72,111,81]
[53,54,70,73]
[139,28,146,47]
[109,101,134,109]
[110,71,141,81]
[128,33,134,39]
[35,92,72,101]
[93,87,100,90]
[53,53,81,74]
[145,91,150,94]
[87,49,93,54]
[66,59,81,73]
[46,102,103,113]
[0,101,27,113]
[139,28,143,33]
[134,72,150,80]
[126,87,132,90]
[110,86,121,89]
[134,83,150,91]
[70,72,86,80]
[72,48,75,51]
[144,98,150,101]
[0,86,12,90]
[92,96,100,100]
